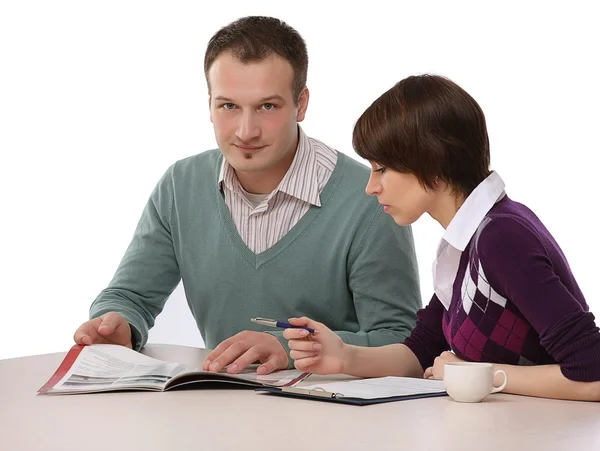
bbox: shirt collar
[442,171,506,251]
[275,126,321,206]
[218,152,236,193]
[218,126,321,207]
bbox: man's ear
[208,93,213,123]
[296,87,309,122]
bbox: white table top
[1,344,599,451]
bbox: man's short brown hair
[204,16,308,104]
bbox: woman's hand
[283,317,348,374]
[423,351,464,379]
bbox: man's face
[208,52,308,183]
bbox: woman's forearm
[343,343,423,378]
[494,363,600,401]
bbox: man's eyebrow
[213,94,286,103]
[260,94,285,102]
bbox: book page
[42,345,188,394]
[301,376,446,400]
[243,368,311,387]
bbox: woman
[284,75,600,401]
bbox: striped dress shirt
[218,127,338,254]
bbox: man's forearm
[494,363,600,402]
[344,343,423,378]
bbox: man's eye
[374,167,386,173]
[222,103,236,110]
[261,103,275,111]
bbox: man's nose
[235,112,260,141]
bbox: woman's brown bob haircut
[353,74,491,197]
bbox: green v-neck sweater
[90,150,422,363]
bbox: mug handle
[491,369,508,393]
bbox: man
[74,16,422,375]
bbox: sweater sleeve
[403,294,451,371]
[477,216,600,382]
[89,165,182,350]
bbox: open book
[38,344,311,395]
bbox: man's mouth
[234,144,265,151]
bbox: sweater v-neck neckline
[215,153,348,269]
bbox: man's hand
[423,351,464,380]
[201,331,288,375]
[73,312,133,349]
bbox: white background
[1,1,598,359]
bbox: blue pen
[251,317,317,333]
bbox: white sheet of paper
[301,376,446,399]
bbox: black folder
[256,385,448,406]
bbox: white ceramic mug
[443,362,508,403]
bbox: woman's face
[365,162,436,226]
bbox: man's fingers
[74,318,103,345]
[98,312,124,336]
[257,353,285,375]
[76,331,110,346]
[74,314,131,348]
[227,347,264,374]
[73,326,89,345]
[202,337,237,370]
[206,341,250,372]
[74,330,91,345]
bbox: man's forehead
[209,51,292,72]
[208,53,294,96]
